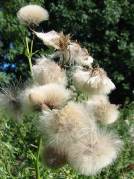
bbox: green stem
[28,55,33,77]
[25,37,33,77]
[25,33,42,178]
[35,137,42,179]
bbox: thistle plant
[0,4,123,177]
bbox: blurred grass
[0,103,134,179]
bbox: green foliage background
[0,0,133,104]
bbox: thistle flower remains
[73,66,115,95]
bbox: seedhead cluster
[0,4,123,176]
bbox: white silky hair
[20,83,71,112]
[39,102,97,153]
[67,129,123,176]
[85,95,120,124]
[35,31,94,67]
[40,103,122,176]
[51,42,94,67]
[17,5,49,26]
[73,66,116,95]
[32,57,67,86]
[34,31,60,49]
[67,42,94,66]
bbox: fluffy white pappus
[58,42,93,66]
[70,44,93,67]
[34,56,49,65]
[39,102,96,152]
[85,95,120,124]
[34,30,70,51]
[72,66,91,92]
[73,67,116,95]
[17,5,49,26]
[67,129,122,176]
[34,31,61,49]
[32,57,67,86]
[20,84,71,112]
[61,42,80,65]
[35,31,70,50]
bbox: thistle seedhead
[20,84,71,112]
[34,31,70,50]
[85,95,120,124]
[73,66,115,95]
[17,5,49,27]
[52,41,94,67]
[32,57,67,86]
[67,129,122,176]
[39,102,96,153]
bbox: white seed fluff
[53,42,94,66]
[34,31,60,49]
[68,43,94,66]
[67,129,122,176]
[85,95,120,124]
[73,66,115,95]
[32,57,67,86]
[17,5,49,26]
[35,31,70,51]
[39,102,96,153]
[20,84,71,112]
